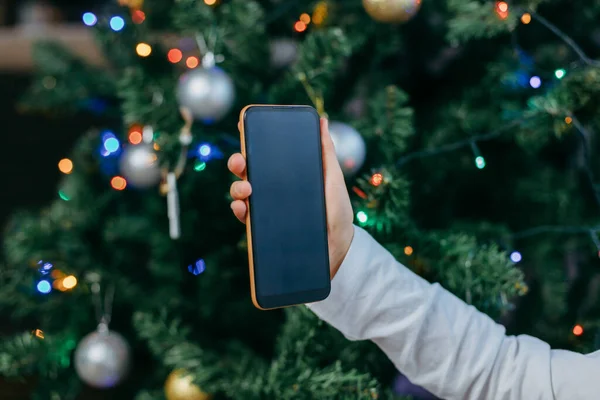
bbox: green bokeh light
[194,160,206,172]
[58,191,70,201]
[475,156,486,169]
[356,211,368,224]
[554,69,566,79]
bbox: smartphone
[239,105,330,310]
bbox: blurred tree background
[0,0,599,399]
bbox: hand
[228,117,355,279]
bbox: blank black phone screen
[244,106,330,307]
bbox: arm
[308,225,600,400]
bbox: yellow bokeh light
[404,246,414,256]
[34,329,44,339]
[153,143,160,151]
[300,13,311,24]
[186,56,199,69]
[521,13,531,24]
[58,158,73,174]
[204,0,216,4]
[62,275,77,290]
[111,176,127,191]
[51,270,64,279]
[565,116,573,124]
[136,43,152,57]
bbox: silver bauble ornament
[270,38,298,68]
[329,121,366,178]
[176,67,235,122]
[74,329,130,389]
[119,144,162,189]
[362,0,422,23]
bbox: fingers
[228,151,249,223]
[230,200,247,223]
[320,118,345,181]
[227,153,246,179]
[230,180,252,200]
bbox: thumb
[320,118,345,182]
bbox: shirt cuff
[306,225,370,319]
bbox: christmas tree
[1,0,599,398]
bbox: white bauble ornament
[176,67,235,122]
[74,328,130,389]
[119,144,162,189]
[329,121,366,178]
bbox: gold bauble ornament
[164,370,212,400]
[362,0,422,23]
[118,0,144,9]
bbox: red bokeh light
[294,21,307,33]
[168,48,183,64]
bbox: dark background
[0,1,109,241]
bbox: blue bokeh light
[188,259,206,276]
[529,76,542,89]
[510,251,522,263]
[38,261,53,275]
[82,12,98,27]
[104,137,120,153]
[199,144,211,157]
[37,280,52,294]
[109,16,125,32]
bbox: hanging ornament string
[158,107,194,240]
[87,273,115,332]
[297,72,326,117]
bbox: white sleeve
[307,225,600,400]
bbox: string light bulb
[58,191,70,201]
[62,275,78,290]
[573,324,584,336]
[168,49,183,63]
[300,13,311,24]
[128,125,143,144]
[529,76,542,89]
[136,43,152,57]
[186,56,199,69]
[565,116,573,124]
[82,12,97,26]
[313,1,328,25]
[404,246,414,256]
[555,69,566,79]
[294,21,307,32]
[510,251,522,263]
[132,10,145,24]
[356,211,368,224]
[475,156,486,169]
[199,144,212,157]
[111,176,127,191]
[58,158,73,174]
[520,13,531,24]
[188,259,207,275]
[495,1,509,20]
[371,173,384,187]
[194,160,206,171]
[37,280,52,294]
[204,0,216,5]
[109,16,125,32]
